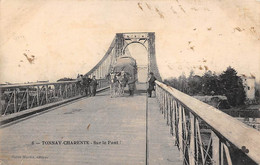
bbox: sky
[0,0,260,83]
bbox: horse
[117,71,128,96]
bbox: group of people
[108,71,157,98]
[77,74,98,97]
[77,71,157,98]
[108,71,136,97]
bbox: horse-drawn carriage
[108,55,137,97]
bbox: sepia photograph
[0,0,260,164]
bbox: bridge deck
[0,89,182,165]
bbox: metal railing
[0,79,109,116]
[155,81,260,165]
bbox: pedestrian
[147,72,157,97]
[128,75,136,96]
[77,75,85,95]
[90,76,98,96]
[108,71,117,98]
[85,75,92,96]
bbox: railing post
[166,93,169,126]
[0,88,3,115]
[172,100,176,138]
[73,83,75,96]
[26,88,29,109]
[69,84,71,97]
[69,84,73,98]
[37,86,40,106]
[67,84,70,98]
[178,104,183,159]
[100,65,103,78]
[164,93,167,118]
[223,143,233,165]
[196,120,199,165]
[220,142,224,165]
[76,83,79,96]
[45,85,48,104]
[73,83,76,96]
[174,101,178,142]
[196,119,205,164]
[70,84,73,97]
[189,112,196,165]
[60,85,62,99]
[161,88,163,112]
[53,85,56,99]
[65,84,68,98]
[212,131,220,165]
[163,92,166,116]
[169,97,173,135]
[14,89,17,113]
[182,107,189,164]
[158,87,162,111]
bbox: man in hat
[77,74,85,95]
[84,75,92,96]
[90,76,98,96]
[147,72,157,97]
[128,75,136,96]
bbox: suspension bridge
[0,32,259,165]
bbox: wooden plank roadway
[0,90,182,165]
[148,97,183,165]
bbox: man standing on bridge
[147,72,157,97]
[77,75,85,95]
[128,75,136,96]
[87,76,93,96]
[90,76,98,96]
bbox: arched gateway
[85,32,161,82]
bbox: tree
[164,77,180,91]
[187,71,202,95]
[219,67,246,106]
[201,71,221,95]
[178,73,188,93]
[164,75,187,93]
